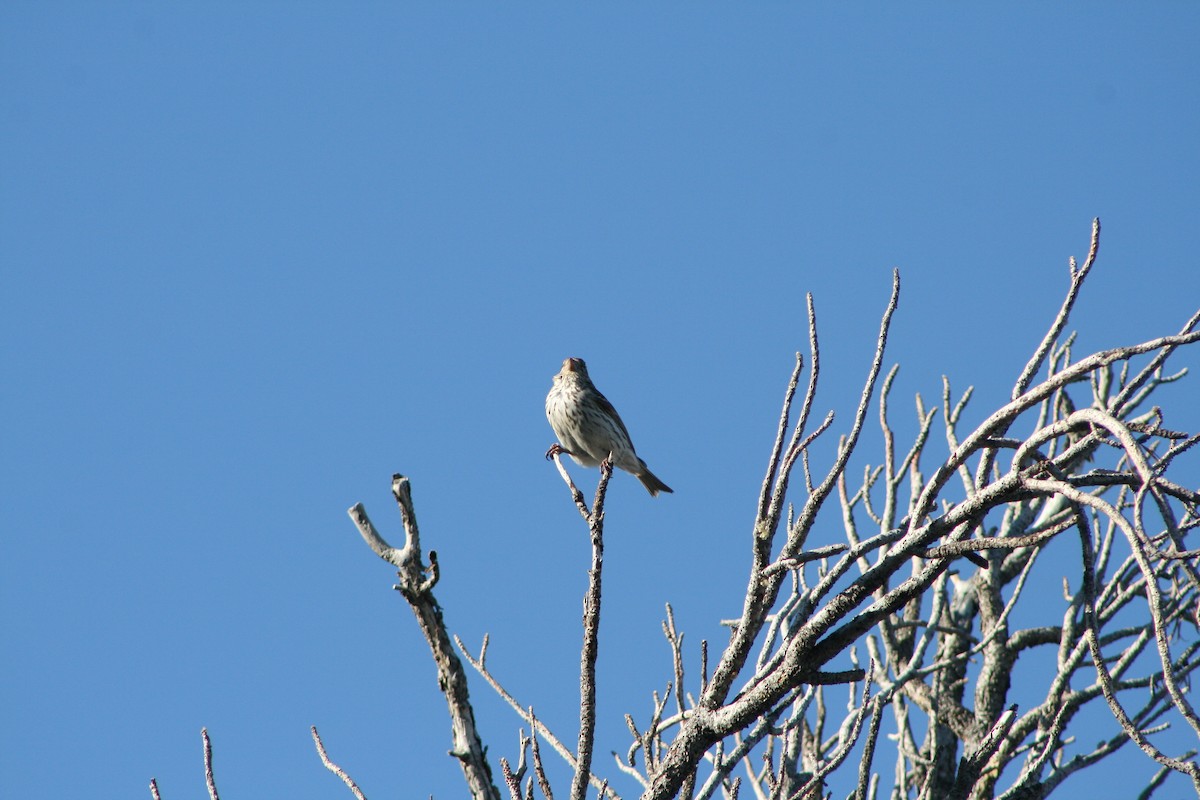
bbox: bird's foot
[545,443,566,461]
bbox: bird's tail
[637,467,673,497]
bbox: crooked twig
[311,726,368,800]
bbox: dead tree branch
[348,475,500,800]
[358,220,1200,800]
[311,726,369,800]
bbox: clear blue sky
[3,5,1199,798]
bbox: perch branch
[572,461,613,800]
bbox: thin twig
[311,726,368,800]
[1012,218,1101,400]
[202,728,219,800]
[457,633,622,799]
[549,449,592,519]
[572,461,612,800]
[530,711,555,800]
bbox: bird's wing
[593,389,634,443]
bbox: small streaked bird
[545,357,673,497]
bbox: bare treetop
[343,219,1200,800]
[306,219,1200,800]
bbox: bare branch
[335,223,1200,800]
[348,476,500,800]
[572,461,613,800]
[530,712,555,800]
[758,352,804,522]
[549,448,592,520]
[500,758,524,800]
[311,726,368,800]
[202,728,219,800]
[1012,218,1101,400]
[456,636,596,784]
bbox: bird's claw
[545,443,565,461]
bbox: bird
[545,357,673,497]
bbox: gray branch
[348,475,500,800]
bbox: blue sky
[3,4,1199,798]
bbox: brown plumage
[545,357,672,497]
